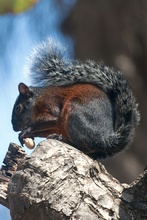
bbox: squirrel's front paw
[47,133,63,141]
[19,127,34,146]
[47,133,69,144]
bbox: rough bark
[5,139,147,220]
[0,143,26,209]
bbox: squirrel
[11,39,140,159]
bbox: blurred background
[0,0,146,219]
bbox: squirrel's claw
[18,134,24,146]
[19,127,34,146]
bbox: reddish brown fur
[31,83,106,140]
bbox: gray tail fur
[28,39,140,156]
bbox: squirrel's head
[11,83,34,132]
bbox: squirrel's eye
[15,104,23,115]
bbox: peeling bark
[5,139,147,220]
[0,143,26,209]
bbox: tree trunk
[5,139,147,220]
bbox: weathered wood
[7,139,147,220]
[0,175,9,208]
[0,143,26,209]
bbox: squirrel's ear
[18,83,30,95]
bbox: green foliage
[0,0,38,14]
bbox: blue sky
[0,0,75,219]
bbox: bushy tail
[28,39,140,156]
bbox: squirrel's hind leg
[67,96,115,159]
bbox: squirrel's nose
[12,125,19,132]
[11,119,20,131]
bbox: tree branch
[0,143,26,209]
[3,139,146,220]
